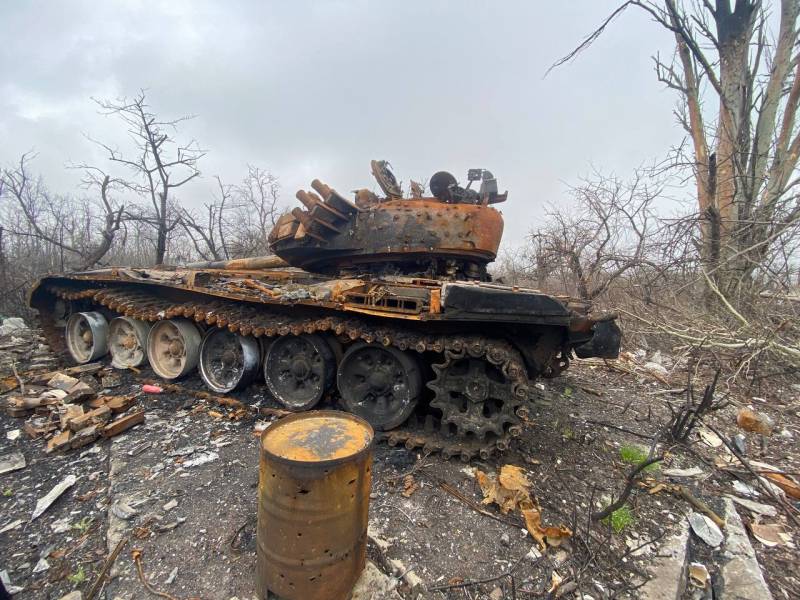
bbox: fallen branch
[132,549,180,600]
[428,551,533,592]
[141,380,289,419]
[591,456,663,521]
[673,485,725,528]
[702,421,800,527]
[86,537,128,600]
[437,481,521,529]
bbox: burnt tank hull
[29,163,621,460]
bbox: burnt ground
[0,327,798,599]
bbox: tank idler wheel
[108,317,151,369]
[337,342,421,431]
[264,334,335,411]
[146,319,202,380]
[65,311,109,364]
[199,328,261,393]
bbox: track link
[42,284,536,461]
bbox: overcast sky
[0,1,680,251]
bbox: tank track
[40,284,535,461]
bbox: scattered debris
[111,501,138,521]
[31,474,78,521]
[32,557,50,573]
[0,451,26,475]
[141,384,163,394]
[401,474,419,497]
[737,407,774,436]
[164,567,178,585]
[0,569,24,594]
[688,512,724,547]
[6,428,21,441]
[688,562,709,588]
[727,495,778,517]
[0,519,24,534]
[748,523,791,547]
[662,466,704,478]
[182,451,219,468]
[475,465,572,551]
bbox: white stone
[638,523,689,600]
[721,498,774,600]
[688,513,724,547]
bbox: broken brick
[59,404,85,429]
[102,410,145,438]
[68,405,111,432]
[105,395,136,414]
[70,425,100,449]
[47,373,80,391]
[64,381,96,403]
[46,430,73,453]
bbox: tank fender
[573,320,622,359]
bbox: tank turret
[268,161,508,280]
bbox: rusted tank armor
[30,161,621,460]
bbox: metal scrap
[31,474,77,521]
[0,451,26,475]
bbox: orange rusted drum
[257,410,374,600]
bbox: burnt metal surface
[268,162,506,279]
[28,161,623,462]
[257,411,373,600]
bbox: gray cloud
[1,0,679,248]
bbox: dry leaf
[749,523,790,547]
[548,571,563,594]
[762,472,800,500]
[402,474,419,498]
[522,506,573,552]
[476,465,572,551]
[207,410,224,419]
[649,483,668,495]
[688,563,709,588]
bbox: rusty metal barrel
[257,410,374,600]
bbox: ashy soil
[0,326,798,599]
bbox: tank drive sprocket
[428,339,528,441]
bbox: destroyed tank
[29,161,621,460]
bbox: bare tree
[519,170,659,302]
[1,153,123,272]
[553,0,800,299]
[89,91,204,264]
[177,167,282,260]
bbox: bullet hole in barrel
[298,488,309,494]
[347,479,355,485]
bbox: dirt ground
[1,325,798,599]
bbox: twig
[11,362,24,395]
[86,537,128,600]
[702,421,800,527]
[437,482,521,528]
[132,549,180,600]
[674,485,724,528]
[592,456,664,521]
[586,419,656,440]
[428,551,533,592]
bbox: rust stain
[257,411,373,600]
[262,414,372,462]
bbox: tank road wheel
[429,353,522,440]
[146,319,202,380]
[264,334,335,411]
[108,317,151,369]
[199,328,260,393]
[337,342,421,431]
[65,312,109,364]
